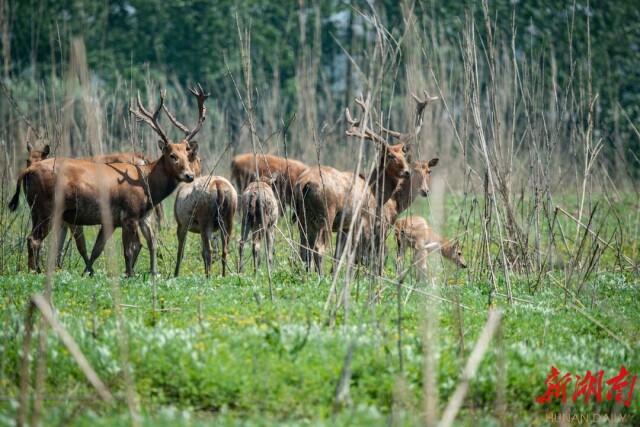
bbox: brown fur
[174,175,237,277]
[394,215,467,274]
[239,175,280,272]
[366,158,440,272]
[9,145,175,268]
[294,141,413,275]
[294,166,377,275]
[14,140,198,276]
[231,153,307,210]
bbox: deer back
[174,175,237,232]
[23,141,197,227]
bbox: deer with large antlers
[10,86,206,276]
[9,142,173,269]
[295,92,439,275]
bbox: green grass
[0,195,639,426]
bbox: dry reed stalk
[439,310,501,426]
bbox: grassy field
[1,194,638,426]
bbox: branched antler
[130,90,170,145]
[163,83,210,142]
[411,89,439,135]
[345,93,388,146]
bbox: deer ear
[42,145,50,157]
[27,142,33,152]
[428,158,439,167]
[187,140,199,154]
[157,139,167,153]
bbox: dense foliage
[2,0,639,175]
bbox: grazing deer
[395,215,467,276]
[231,153,307,213]
[173,174,237,278]
[9,86,207,276]
[239,173,280,272]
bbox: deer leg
[84,226,115,276]
[153,203,165,231]
[138,215,157,275]
[396,238,406,274]
[122,221,142,277]
[27,217,52,273]
[69,225,90,267]
[301,225,318,273]
[200,228,213,278]
[174,222,188,277]
[265,226,276,270]
[238,214,252,273]
[314,227,327,276]
[55,225,69,269]
[252,231,262,273]
[221,218,232,277]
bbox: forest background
[0,0,638,190]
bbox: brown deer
[9,86,206,276]
[294,94,416,275]
[231,153,307,213]
[367,158,440,271]
[395,215,467,275]
[295,92,440,275]
[9,143,171,268]
[173,174,237,278]
[239,174,280,272]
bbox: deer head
[26,142,50,166]
[130,89,201,183]
[412,158,440,197]
[345,93,410,179]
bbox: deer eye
[170,154,178,162]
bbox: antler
[374,90,440,147]
[130,90,170,146]
[411,89,439,135]
[345,93,389,146]
[163,83,210,143]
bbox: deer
[9,142,171,268]
[294,93,431,275]
[296,92,439,276]
[173,174,237,278]
[239,173,280,272]
[367,158,440,271]
[231,153,307,213]
[9,86,206,276]
[394,215,467,277]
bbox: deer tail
[8,170,29,211]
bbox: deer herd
[8,85,466,280]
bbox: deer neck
[146,157,181,206]
[381,175,419,225]
[367,163,400,208]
